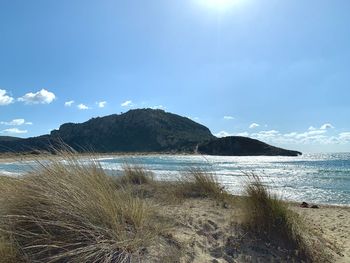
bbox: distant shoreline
[0,150,305,163]
[1,152,349,208]
[0,151,197,163]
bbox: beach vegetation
[174,168,229,201]
[0,153,174,262]
[0,155,335,262]
[119,164,154,185]
[0,235,19,263]
[242,173,331,262]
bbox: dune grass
[0,236,19,263]
[0,153,173,263]
[113,165,232,206]
[242,173,330,262]
[118,164,154,185]
[243,173,291,235]
[173,168,229,201]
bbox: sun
[198,0,238,10]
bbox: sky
[0,0,349,153]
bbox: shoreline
[1,168,350,209]
[0,153,349,208]
[0,152,197,163]
[0,160,349,262]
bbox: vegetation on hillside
[198,136,302,156]
[0,109,301,156]
[0,109,214,153]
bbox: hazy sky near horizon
[0,0,349,153]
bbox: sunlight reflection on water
[1,153,349,205]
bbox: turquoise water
[1,153,350,206]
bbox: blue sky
[0,0,349,152]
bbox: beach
[293,205,350,263]
[1,153,349,262]
[1,153,349,205]
[157,197,350,262]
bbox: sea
[1,153,349,206]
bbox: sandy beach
[1,155,349,262]
[1,158,350,262]
[158,197,350,262]
[293,205,350,263]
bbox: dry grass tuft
[119,164,154,185]
[242,173,331,262]
[0,236,20,263]
[174,168,229,201]
[0,153,172,262]
[243,173,290,235]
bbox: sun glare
[198,0,239,10]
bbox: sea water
[1,153,349,206]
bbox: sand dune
[160,199,350,262]
[293,205,350,263]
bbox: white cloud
[320,123,334,130]
[65,100,74,107]
[249,123,260,129]
[0,119,32,126]
[339,132,350,139]
[0,89,14,106]
[1,128,28,134]
[97,101,107,108]
[150,105,166,110]
[284,132,298,138]
[248,127,344,145]
[236,132,250,137]
[77,104,90,110]
[251,130,279,140]
[338,132,350,144]
[309,124,334,131]
[223,116,234,120]
[217,127,350,146]
[215,131,251,138]
[18,89,56,104]
[215,131,233,137]
[121,100,133,107]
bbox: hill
[198,136,302,156]
[0,136,22,142]
[0,109,214,153]
[0,109,301,156]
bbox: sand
[293,205,350,263]
[158,198,350,262]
